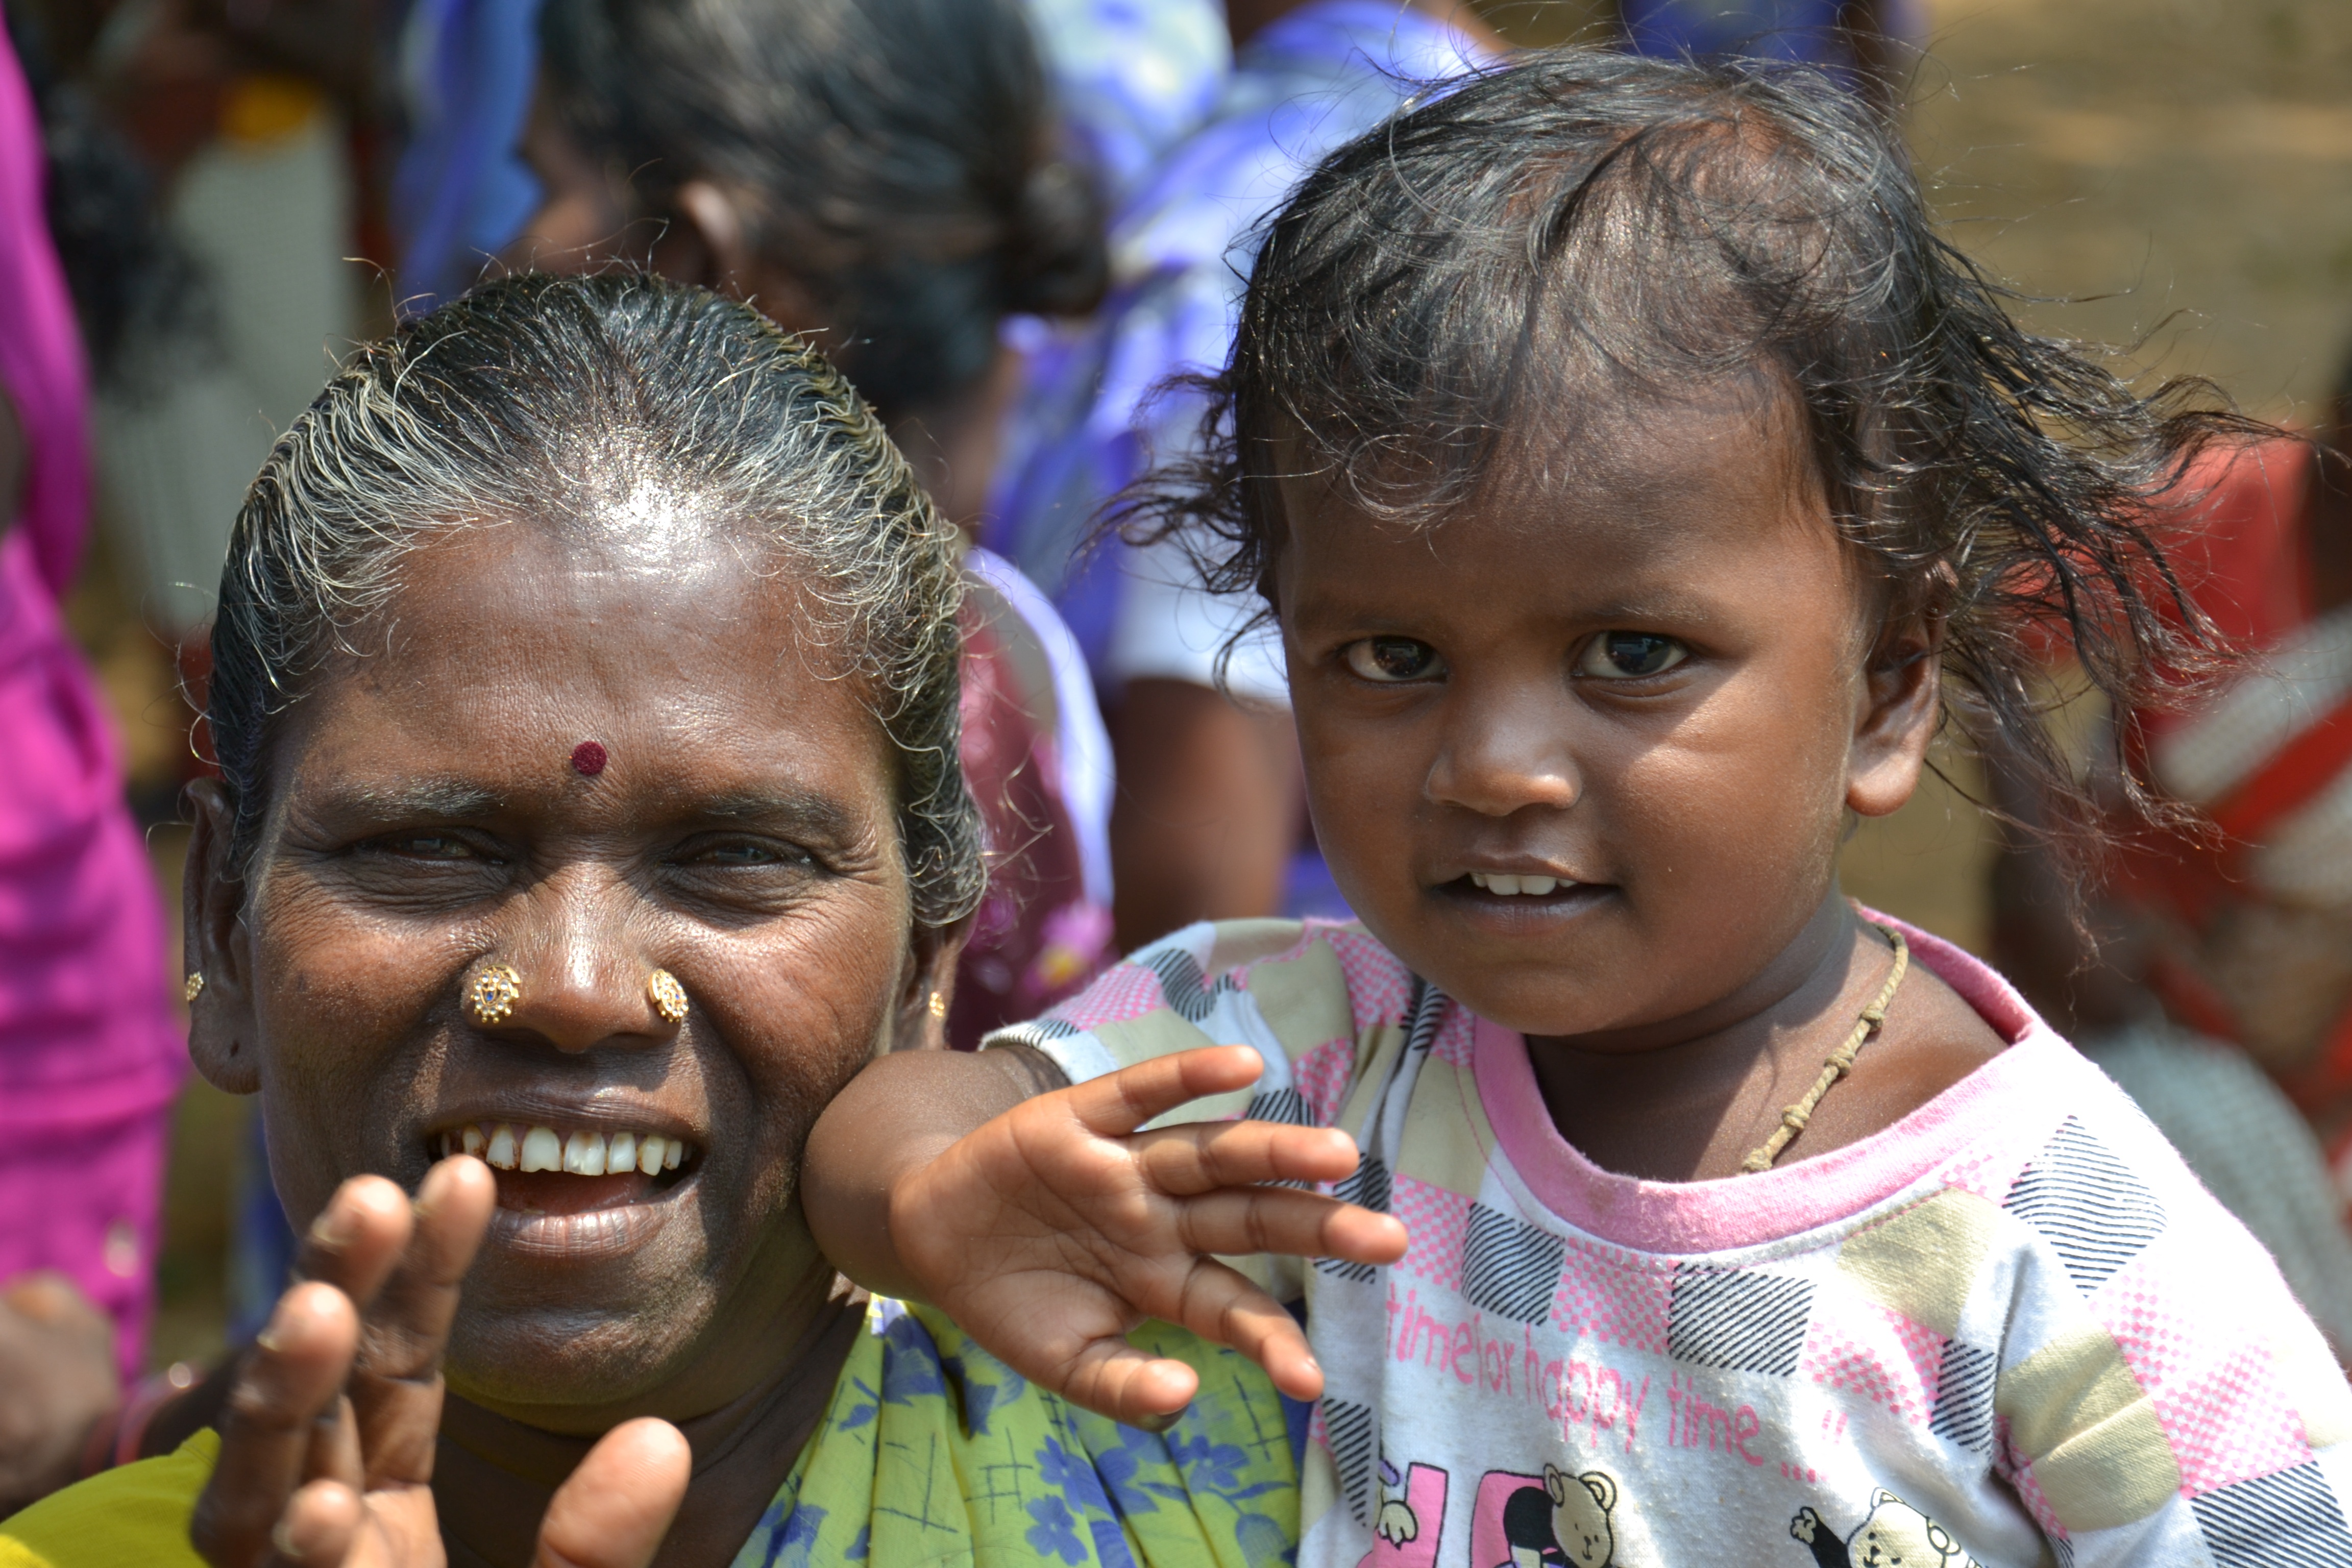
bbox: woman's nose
[1425,681,1581,819]
[470,878,674,1051]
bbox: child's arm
[802,1042,1407,1427]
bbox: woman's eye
[1342,636,1445,684]
[680,839,812,870]
[372,834,479,861]
[1575,631,1687,680]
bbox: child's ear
[1846,607,1943,820]
[183,779,261,1095]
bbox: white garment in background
[96,93,357,630]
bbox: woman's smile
[426,1110,704,1256]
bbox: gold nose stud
[183,972,205,1004]
[647,968,689,1025]
[466,964,523,1025]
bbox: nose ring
[647,968,689,1025]
[466,964,523,1025]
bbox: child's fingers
[1055,1338,1207,1429]
[1172,1188,1408,1269]
[1058,1046,1265,1139]
[1165,1257,1327,1403]
[1131,1120,1365,1195]
[191,1282,361,1568]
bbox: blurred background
[12,0,2352,1380]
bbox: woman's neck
[432,1285,865,1568]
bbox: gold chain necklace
[1740,924,1910,1173]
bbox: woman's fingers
[291,1178,416,1318]
[191,1283,361,1568]
[266,1479,363,1567]
[1132,1120,1367,1195]
[347,1157,495,1489]
[534,1418,692,1568]
[1059,1046,1266,1138]
[1169,1187,1408,1269]
[301,1394,363,1493]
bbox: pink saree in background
[0,30,184,1376]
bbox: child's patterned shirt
[987,915,2352,1567]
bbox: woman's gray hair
[210,271,984,926]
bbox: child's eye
[1575,631,1687,680]
[1342,636,1446,684]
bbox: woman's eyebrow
[683,789,861,839]
[331,780,509,820]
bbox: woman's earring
[466,964,523,1025]
[927,989,947,1020]
[183,972,205,1004]
[647,968,689,1025]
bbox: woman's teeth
[437,1122,689,1175]
[1468,872,1560,896]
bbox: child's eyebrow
[1568,593,1719,627]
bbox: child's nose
[1426,687,1581,817]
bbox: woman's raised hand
[188,1158,691,1568]
[886,1045,1408,1428]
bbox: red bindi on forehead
[571,740,608,777]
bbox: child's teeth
[664,1139,680,1170]
[486,1125,518,1169]
[608,1132,636,1172]
[461,1125,485,1157]
[1468,872,1561,896]
[639,1135,666,1175]
[521,1126,562,1172]
[563,1130,606,1175]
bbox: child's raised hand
[886,1044,1407,1428]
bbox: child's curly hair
[1119,48,2268,899]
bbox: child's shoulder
[983,918,1420,1120]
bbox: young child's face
[1274,379,1935,1045]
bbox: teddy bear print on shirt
[1499,1465,1620,1567]
[1791,1490,1977,1568]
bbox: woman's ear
[665,179,826,337]
[1847,608,1944,819]
[183,779,261,1094]
[887,916,971,1054]
[658,179,745,291]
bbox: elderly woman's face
[192,522,940,1422]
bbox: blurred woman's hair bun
[1003,157,1108,319]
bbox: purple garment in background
[0,29,185,1377]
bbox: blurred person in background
[0,15,185,1515]
[988,0,1501,950]
[1618,0,1925,112]
[515,0,1123,1045]
[1993,348,2352,1352]
[40,0,373,718]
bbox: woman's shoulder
[0,1429,216,1568]
[768,1298,1298,1567]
